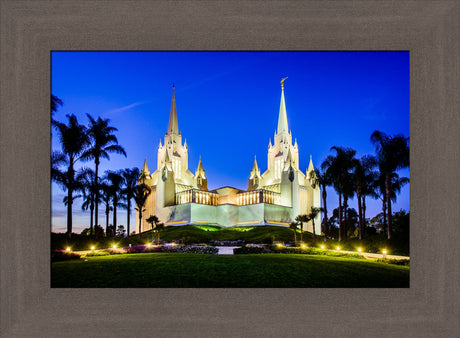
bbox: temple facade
[136,81,321,233]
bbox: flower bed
[51,250,81,262]
[122,244,218,255]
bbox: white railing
[236,189,281,206]
[175,189,219,206]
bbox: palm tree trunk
[322,185,328,242]
[300,223,303,244]
[105,207,109,237]
[312,220,316,241]
[90,200,94,236]
[294,228,297,247]
[382,196,387,236]
[357,190,363,240]
[113,203,117,238]
[138,212,142,238]
[66,162,74,239]
[385,175,392,239]
[343,196,348,240]
[67,187,72,239]
[94,160,99,236]
[126,199,131,237]
[362,196,366,234]
[338,190,342,241]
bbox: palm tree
[51,94,63,119]
[82,114,127,236]
[314,166,332,242]
[371,131,409,239]
[133,183,151,238]
[100,181,113,236]
[122,167,140,237]
[77,168,98,237]
[52,114,89,238]
[295,214,309,244]
[322,146,356,241]
[289,221,299,247]
[146,215,159,243]
[307,206,324,241]
[353,155,377,240]
[155,222,164,245]
[104,170,126,238]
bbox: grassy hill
[51,253,409,288]
[52,224,409,256]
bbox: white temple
[136,80,321,233]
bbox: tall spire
[250,156,261,179]
[195,155,206,179]
[141,157,150,176]
[168,84,179,134]
[307,154,314,177]
[277,77,289,135]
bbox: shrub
[376,258,410,266]
[86,250,110,257]
[51,250,81,262]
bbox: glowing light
[358,247,362,252]
[336,246,340,251]
[321,245,325,250]
[146,243,151,248]
[301,243,307,249]
[66,247,71,252]
[112,245,117,249]
[382,249,387,255]
[91,246,95,250]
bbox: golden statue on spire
[281,77,288,89]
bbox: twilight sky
[51,51,410,234]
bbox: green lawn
[51,253,409,288]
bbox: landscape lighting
[336,246,340,251]
[358,247,362,253]
[66,247,71,252]
[91,246,95,250]
[321,245,325,250]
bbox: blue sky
[51,51,409,233]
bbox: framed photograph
[1,1,458,336]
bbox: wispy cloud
[105,101,144,115]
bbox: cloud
[105,101,144,115]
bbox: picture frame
[1,1,458,336]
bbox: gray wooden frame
[1,1,458,336]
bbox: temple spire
[168,84,179,134]
[195,155,206,179]
[250,156,261,179]
[141,157,150,176]
[307,154,314,176]
[277,78,289,135]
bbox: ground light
[336,246,340,251]
[301,243,307,249]
[382,249,387,258]
[112,245,117,249]
[321,245,325,250]
[358,247,362,253]
[90,246,95,251]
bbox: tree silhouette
[295,214,309,244]
[104,170,126,237]
[322,146,356,241]
[82,114,126,235]
[352,155,377,240]
[289,221,299,247]
[52,114,89,238]
[133,183,151,238]
[315,166,332,242]
[371,131,409,239]
[307,206,323,241]
[122,167,140,237]
[77,168,98,237]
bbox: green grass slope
[51,253,409,288]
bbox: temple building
[136,80,321,233]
